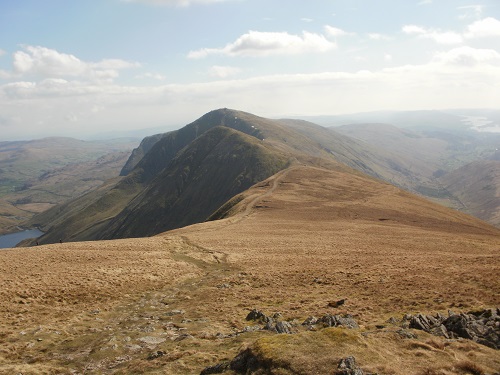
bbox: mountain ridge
[25,108,500,245]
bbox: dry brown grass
[454,360,486,375]
[1,165,499,374]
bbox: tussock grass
[454,360,485,375]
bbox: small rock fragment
[147,350,165,360]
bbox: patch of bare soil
[1,165,499,374]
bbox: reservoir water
[0,229,43,249]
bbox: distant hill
[440,160,500,227]
[335,122,500,226]
[291,109,467,130]
[0,137,138,234]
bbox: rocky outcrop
[246,309,361,335]
[336,356,365,375]
[246,309,271,324]
[320,314,360,329]
[246,309,294,334]
[406,308,499,349]
[200,349,266,375]
[302,314,359,330]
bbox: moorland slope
[1,162,499,374]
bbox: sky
[1,0,499,140]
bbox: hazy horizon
[2,107,500,142]
[1,0,500,140]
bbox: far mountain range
[2,107,494,245]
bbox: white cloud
[418,0,432,5]
[403,17,500,44]
[432,46,500,66]
[384,54,393,62]
[324,25,354,38]
[458,5,483,20]
[367,33,391,41]
[188,30,336,58]
[0,49,6,57]
[402,25,463,44]
[7,46,139,81]
[301,18,313,23]
[402,25,427,35]
[121,0,231,6]
[2,44,499,140]
[2,79,103,99]
[136,72,167,80]
[13,47,85,76]
[209,65,241,78]
[0,71,10,79]
[465,17,500,38]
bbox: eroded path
[0,167,294,374]
[2,165,499,374]
[0,235,242,374]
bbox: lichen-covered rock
[319,314,359,329]
[443,309,499,349]
[302,316,319,326]
[336,356,364,375]
[246,309,272,324]
[409,313,449,338]
[407,308,499,349]
[275,321,293,334]
[147,350,165,360]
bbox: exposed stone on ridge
[319,314,360,329]
[406,308,499,349]
[336,356,365,375]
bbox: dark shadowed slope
[98,126,288,239]
[28,120,288,244]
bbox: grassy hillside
[0,137,137,196]
[440,160,500,227]
[0,200,29,234]
[335,122,500,227]
[24,108,362,244]
[2,165,498,374]
[0,138,137,234]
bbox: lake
[0,229,44,249]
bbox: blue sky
[1,0,499,140]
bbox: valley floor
[0,166,499,374]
